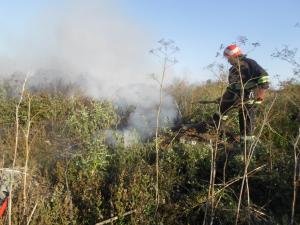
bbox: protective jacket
[227,56,269,92]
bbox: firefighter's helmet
[223,44,243,58]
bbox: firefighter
[212,44,269,146]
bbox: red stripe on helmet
[224,44,243,57]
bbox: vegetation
[0,73,299,225]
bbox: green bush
[0,80,299,224]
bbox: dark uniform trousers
[213,88,257,138]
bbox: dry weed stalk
[150,39,178,211]
[154,55,167,207]
[23,94,32,214]
[203,77,225,225]
[9,73,29,225]
[26,202,38,225]
[95,210,136,225]
[291,127,300,225]
[235,93,277,225]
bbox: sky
[120,0,300,83]
[0,0,299,85]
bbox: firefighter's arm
[255,68,269,103]
[257,73,269,89]
[250,59,270,90]
[255,72,269,103]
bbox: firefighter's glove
[256,88,266,101]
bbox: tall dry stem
[23,94,32,215]
[233,56,253,224]
[154,56,167,207]
[9,73,29,225]
[150,39,178,211]
[291,127,300,225]
[235,95,277,225]
[12,75,28,167]
[203,79,225,225]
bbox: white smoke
[0,0,178,143]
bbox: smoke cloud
[0,0,178,143]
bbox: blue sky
[0,0,299,84]
[120,0,300,82]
